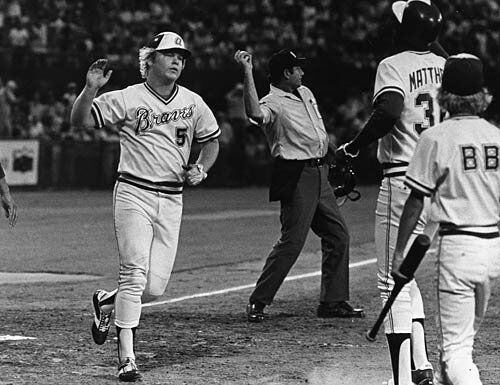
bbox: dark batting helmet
[392,0,442,45]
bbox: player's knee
[144,272,170,297]
[272,239,305,260]
[119,266,147,294]
[141,292,161,304]
[337,227,350,248]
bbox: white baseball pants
[435,234,500,385]
[112,181,183,328]
[375,176,434,334]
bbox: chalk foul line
[0,258,376,342]
[142,258,376,308]
[0,335,37,342]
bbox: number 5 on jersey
[176,127,187,146]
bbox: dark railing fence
[27,139,381,190]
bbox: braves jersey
[91,82,220,185]
[405,116,500,227]
[374,51,446,169]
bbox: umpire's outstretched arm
[234,50,264,125]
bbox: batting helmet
[392,0,442,45]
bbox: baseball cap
[146,31,191,57]
[268,49,307,76]
[441,53,484,96]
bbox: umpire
[234,49,364,322]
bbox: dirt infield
[1,187,499,384]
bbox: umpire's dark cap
[442,53,484,96]
[268,49,307,76]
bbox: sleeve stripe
[373,86,405,102]
[405,175,434,196]
[90,106,100,129]
[196,127,221,143]
[91,103,105,128]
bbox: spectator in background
[0,157,17,227]
[6,0,21,21]
[7,17,30,75]
[62,82,78,121]
[0,79,17,138]
[31,18,49,68]
[225,82,248,184]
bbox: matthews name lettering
[409,67,443,93]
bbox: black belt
[303,157,327,167]
[117,173,183,194]
[439,223,499,239]
[382,162,408,178]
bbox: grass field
[1,186,499,384]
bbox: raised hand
[86,59,113,91]
[234,50,253,71]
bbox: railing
[1,139,381,189]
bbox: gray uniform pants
[249,163,350,305]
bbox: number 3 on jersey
[414,92,437,134]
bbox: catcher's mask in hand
[328,163,361,204]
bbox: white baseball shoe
[91,289,116,345]
[118,357,141,382]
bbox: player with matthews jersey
[393,53,500,385]
[70,31,220,382]
[336,1,445,384]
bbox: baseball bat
[365,234,431,342]
[429,40,449,59]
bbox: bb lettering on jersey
[461,144,499,171]
[135,104,195,134]
[409,67,443,93]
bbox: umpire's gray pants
[249,163,350,305]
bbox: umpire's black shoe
[317,301,365,318]
[412,368,434,385]
[246,302,266,323]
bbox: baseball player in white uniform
[70,31,220,382]
[393,53,500,385]
[336,1,445,384]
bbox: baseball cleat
[91,289,115,345]
[317,301,365,318]
[246,302,265,323]
[412,368,434,385]
[118,357,141,382]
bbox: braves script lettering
[135,104,195,133]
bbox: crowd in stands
[0,0,499,149]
